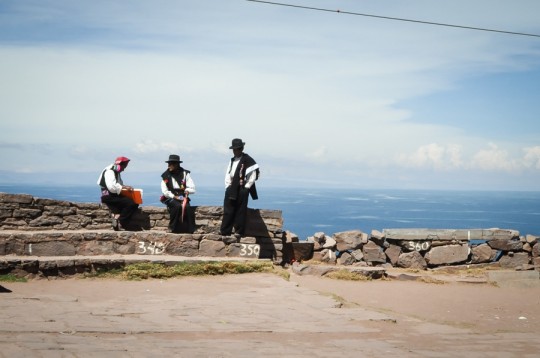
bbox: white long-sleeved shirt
[161,172,196,199]
[224,157,258,189]
[97,165,123,194]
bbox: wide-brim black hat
[166,154,182,163]
[229,138,245,149]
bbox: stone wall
[0,192,283,235]
[0,192,287,264]
[293,228,540,270]
[2,192,539,271]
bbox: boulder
[334,230,364,251]
[425,244,469,266]
[397,251,427,269]
[471,244,496,264]
[488,239,523,252]
[362,241,386,264]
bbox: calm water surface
[1,184,539,240]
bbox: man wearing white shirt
[220,138,260,237]
[97,156,139,231]
[160,154,196,233]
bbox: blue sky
[1,0,540,190]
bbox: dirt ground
[1,271,539,357]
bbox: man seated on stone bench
[97,156,139,231]
[160,154,196,233]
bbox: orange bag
[120,189,143,204]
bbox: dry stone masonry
[1,192,539,278]
[297,228,539,270]
[0,192,286,276]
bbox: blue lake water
[1,184,540,239]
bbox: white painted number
[407,241,431,252]
[240,244,260,257]
[138,241,165,255]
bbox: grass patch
[0,274,27,283]
[85,261,277,280]
[325,269,372,281]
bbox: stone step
[383,228,520,241]
[487,270,540,288]
[1,254,271,278]
[291,262,386,280]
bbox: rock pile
[296,228,540,269]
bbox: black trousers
[101,194,138,227]
[220,187,249,236]
[164,198,194,233]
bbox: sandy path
[1,272,539,357]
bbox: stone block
[334,230,364,251]
[165,239,199,256]
[322,236,337,249]
[488,270,540,288]
[471,243,496,264]
[227,243,260,258]
[526,234,538,245]
[0,209,12,219]
[291,262,337,276]
[27,241,76,256]
[498,252,530,268]
[532,243,540,257]
[385,244,402,266]
[29,215,64,227]
[12,208,42,219]
[199,239,226,257]
[362,241,386,263]
[337,252,355,265]
[384,228,519,241]
[291,242,314,262]
[488,239,523,252]
[397,251,427,269]
[424,244,469,266]
[44,206,77,216]
[77,241,115,255]
[35,198,70,206]
[0,193,33,204]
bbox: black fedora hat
[229,138,245,149]
[165,154,182,163]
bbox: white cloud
[396,142,540,173]
[523,146,540,169]
[134,140,183,154]
[397,143,463,170]
[1,1,539,190]
[470,143,518,171]
[306,146,329,163]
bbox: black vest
[161,169,189,196]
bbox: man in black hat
[220,138,260,237]
[160,154,196,233]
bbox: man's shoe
[111,217,119,231]
[117,222,126,231]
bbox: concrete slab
[487,270,540,288]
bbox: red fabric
[114,156,130,164]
